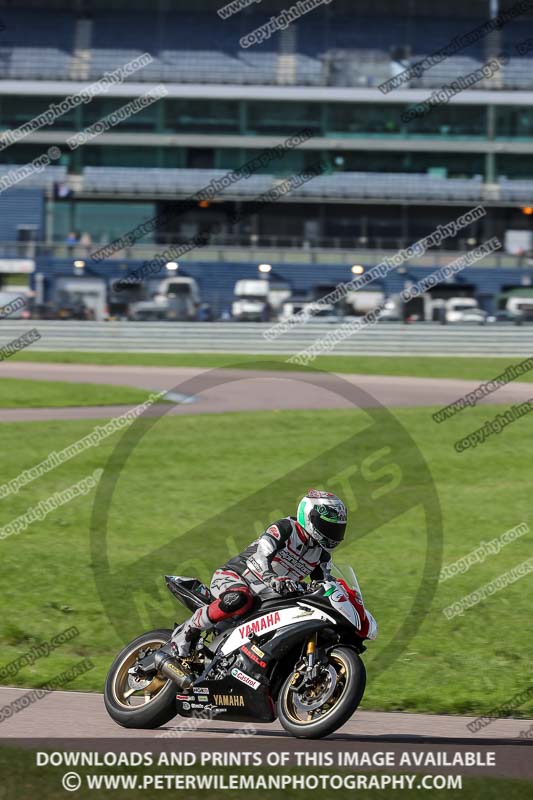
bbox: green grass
[0,402,532,719]
[11,350,533,382]
[1,747,530,800]
[0,378,159,408]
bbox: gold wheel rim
[112,638,169,710]
[283,651,350,726]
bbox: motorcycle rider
[171,489,347,657]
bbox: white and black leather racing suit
[171,516,332,656]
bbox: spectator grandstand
[79,167,486,203]
[0,0,531,321]
[0,1,531,87]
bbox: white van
[232,280,269,321]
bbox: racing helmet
[297,489,347,551]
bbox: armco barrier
[1,321,533,357]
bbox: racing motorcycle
[104,564,377,739]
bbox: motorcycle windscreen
[331,562,364,605]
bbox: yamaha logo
[238,610,281,639]
[213,693,245,706]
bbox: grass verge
[0,378,159,408]
[11,350,533,383]
[0,404,531,718]
[0,747,530,800]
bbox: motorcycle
[104,564,377,739]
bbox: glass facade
[0,94,530,190]
[164,100,241,135]
[327,104,487,138]
[321,151,485,177]
[49,199,515,254]
[0,96,529,140]
[245,102,322,136]
[52,200,156,243]
[496,154,533,179]
[0,96,77,130]
[495,107,533,140]
[0,143,493,178]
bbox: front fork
[290,634,320,690]
[306,633,317,674]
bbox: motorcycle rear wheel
[276,646,366,739]
[104,628,178,729]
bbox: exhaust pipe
[154,651,193,690]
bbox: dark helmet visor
[310,506,346,548]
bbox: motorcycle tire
[276,646,366,739]
[104,628,178,729]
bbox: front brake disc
[292,664,337,713]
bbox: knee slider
[219,588,251,613]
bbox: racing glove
[266,574,301,596]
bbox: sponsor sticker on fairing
[293,607,314,618]
[203,703,226,714]
[241,645,267,668]
[176,694,189,700]
[193,687,209,694]
[332,588,348,603]
[231,667,260,690]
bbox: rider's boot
[171,622,201,658]
[171,606,208,657]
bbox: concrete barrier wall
[1,321,533,357]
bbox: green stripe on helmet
[297,499,307,530]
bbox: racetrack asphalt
[1,362,532,421]
[1,688,532,780]
[0,687,531,745]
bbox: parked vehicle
[279,297,341,323]
[161,276,200,321]
[441,298,487,324]
[53,277,107,320]
[377,294,488,324]
[232,280,269,321]
[501,292,533,323]
[487,310,525,325]
[129,277,200,321]
[344,290,385,317]
[377,298,403,322]
[128,296,169,321]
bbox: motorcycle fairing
[175,612,349,723]
[219,602,336,655]
[165,575,213,611]
[176,674,276,723]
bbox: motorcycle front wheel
[276,646,366,739]
[104,628,178,729]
